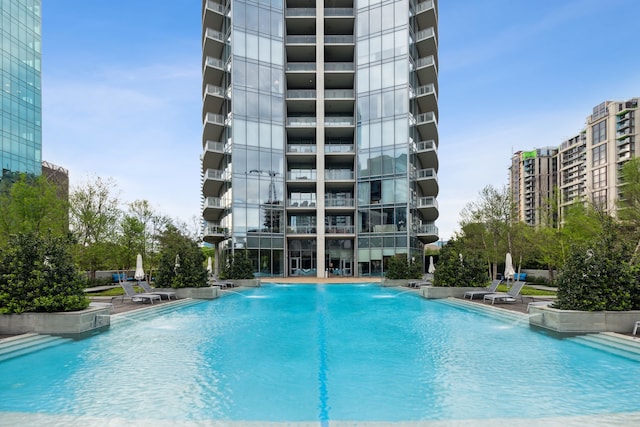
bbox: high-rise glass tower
[202,0,438,278]
[0,0,42,178]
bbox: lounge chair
[483,281,525,304]
[119,282,161,304]
[633,321,640,335]
[464,279,502,300]
[138,281,177,300]
[211,276,234,288]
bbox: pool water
[2,283,640,426]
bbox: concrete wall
[0,307,111,335]
[421,286,482,299]
[529,306,640,333]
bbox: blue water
[1,283,640,424]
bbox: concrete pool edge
[2,411,640,426]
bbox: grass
[85,286,146,297]
[497,284,556,296]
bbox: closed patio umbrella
[504,252,515,282]
[207,256,213,276]
[174,254,181,274]
[428,256,435,274]
[134,254,145,281]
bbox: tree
[221,251,256,280]
[69,176,121,279]
[0,174,69,245]
[432,237,488,287]
[384,254,422,280]
[617,158,640,262]
[0,233,88,313]
[155,224,207,288]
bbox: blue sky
[41,0,640,240]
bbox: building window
[592,143,606,167]
[593,189,607,210]
[592,120,606,144]
[592,166,606,189]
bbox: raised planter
[421,286,483,299]
[528,306,640,334]
[232,278,261,287]
[174,286,219,300]
[0,306,111,336]
[380,279,409,287]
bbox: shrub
[433,238,487,287]
[554,228,637,311]
[221,252,255,280]
[0,233,89,313]
[384,254,422,280]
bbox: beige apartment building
[512,98,639,226]
[510,148,557,226]
[201,0,439,277]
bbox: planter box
[529,306,640,334]
[174,287,219,299]
[232,278,261,287]
[421,286,482,299]
[380,279,409,287]
[0,306,111,336]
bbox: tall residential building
[201,0,439,278]
[511,98,639,226]
[0,0,42,180]
[509,148,557,227]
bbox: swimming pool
[1,283,640,426]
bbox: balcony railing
[325,144,354,153]
[286,35,316,44]
[417,197,438,208]
[325,170,354,180]
[324,62,354,72]
[324,35,354,44]
[204,223,228,236]
[204,140,225,153]
[205,28,225,43]
[204,197,224,209]
[203,168,226,181]
[205,0,225,14]
[286,62,316,72]
[412,55,435,69]
[287,199,317,207]
[324,89,354,98]
[324,8,354,17]
[415,0,435,14]
[204,56,224,70]
[287,117,317,126]
[287,144,317,153]
[325,198,354,207]
[325,225,355,233]
[204,84,226,98]
[287,90,317,99]
[325,117,354,126]
[410,84,436,98]
[287,226,317,234]
[415,223,438,235]
[416,140,436,152]
[287,170,317,180]
[204,112,225,125]
[285,8,315,17]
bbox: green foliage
[0,174,69,246]
[155,225,207,288]
[384,254,422,279]
[221,251,256,280]
[555,222,638,311]
[0,233,89,313]
[433,238,488,287]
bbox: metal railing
[325,117,354,126]
[325,170,354,180]
[325,225,355,233]
[285,8,315,17]
[286,62,316,72]
[325,144,354,153]
[324,89,354,98]
[287,144,317,153]
[287,90,317,99]
[325,198,355,207]
[287,117,317,126]
[287,170,317,180]
[325,62,354,72]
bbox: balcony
[324,62,354,72]
[325,225,355,234]
[286,225,317,235]
[287,170,317,181]
[324,89,354,99]
[287,143,317,153]
[325,170,354,181]
[414,139,438,169]
[203,27,227,60]
[411,83,437,116]
[203,112,227,141]
[412,0,437,32]
[203,221,228,244]
[285,8,315,17]
[325,197,355,208]
[411,54,437,86]
[202,168,229,195]
[203,56,228,85]
[412,112,438,142]
[203,0,227,33]
[325,8,354,17]
[203,197,225,222]
[325,143,354,154]
[286,35,317,45]
[417,196,438,221]
[324,35,354,45]
[201,140,228,171]
[203,84,228,115]
[286,62,316,72]
[325,116,355,127]
[416,222,438,244]
[414,167,438,195]
[287,117,317,127]
[413,27,437,58]
[287,199,317,208]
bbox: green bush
[384,254,422,280]
[221,251,255,280]
[433,238,488,287]
[154,225,208,289]
[555,229,638,311]
[0,233,89,313]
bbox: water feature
[1,283,640,426]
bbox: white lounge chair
[120,282,161,304]
[464,280,502,300]
[138,281,177,300]
[483,281,525,304]
[633,321,640,335]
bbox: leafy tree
[221,251,256,280]
[69,176,121,279]
[384,254,422,280]
[155,224,207,288]
[555,220,638,311]
[0,233,88,313]
[433,238,488,287]
[617,158,640,262]
[0,174,69,245]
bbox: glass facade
[202,0,438,278]
[0,0,42,177]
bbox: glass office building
[202,0,438,277]
[0,0,42,179]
